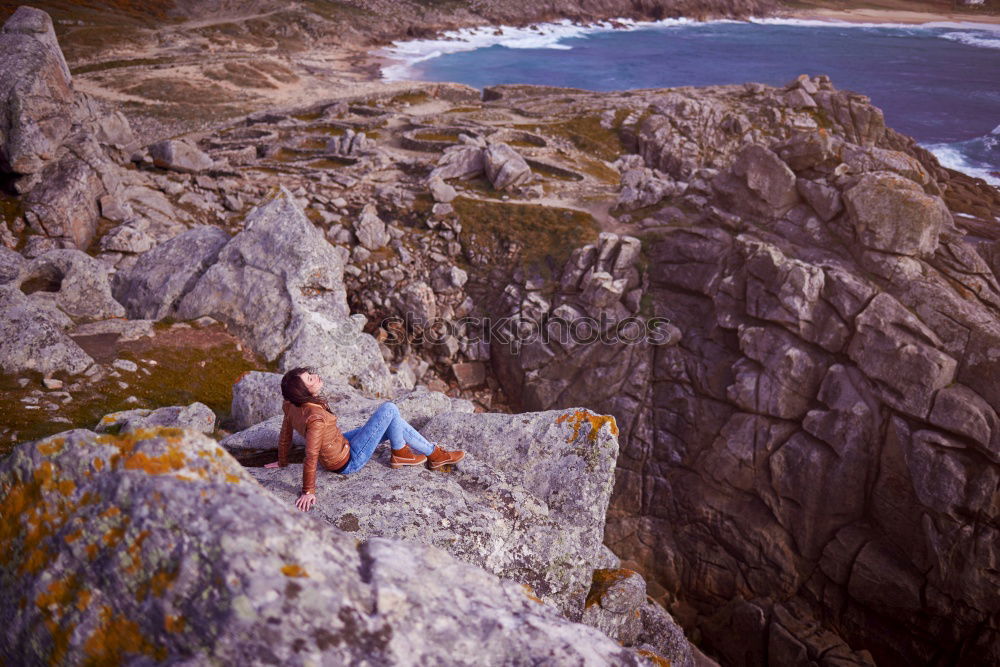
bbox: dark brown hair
[281,367,330,411]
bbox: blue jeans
[337,402,436,474]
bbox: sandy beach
[779,1,1000,25]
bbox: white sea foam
[380,15,1000,80]
[379,17,708,81]
[380,19,621,80]
[749,17,1000,32]
[925,143,1000,187]
[940,30,1000,50]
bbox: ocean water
[383,18,1000,185]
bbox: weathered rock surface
[430,143,485,181]
[484,80,1000,666]
[0,284,93,375]
[21,138,113,249]
[353,203,390,250]
[148,139,215,173]
[0,6,73,174]
[12,249,125,321]
[96,402,216,434]
[843,171,949,256]
[112,225,230,320]
[0,428,649,665]
[247,404,620,622]
[483,142,532,190]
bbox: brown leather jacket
[277,399,350,494]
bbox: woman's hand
[264,461,280,468]
[295,492,316,512]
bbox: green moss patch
[548,115,626,162]
[453,197,600,268]
[0,324,269,457]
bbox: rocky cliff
[482,81,1000,665]
[2,4,1000,666]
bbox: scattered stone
[353,203,389,250]
[452,361,486,389]
[428,175,458,203]
[148,139,215,173]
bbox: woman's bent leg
[386,416,435,456]
[338,402,401,474]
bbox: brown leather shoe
[427,445,465,470]
[390,445,427,469]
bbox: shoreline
[375,9,1000,82]
[779,5,1000,26]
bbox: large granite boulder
[176,187,393,395]
[430,143,485,181]
[0,284,93,375]
[148,139,214,173]
[843,171,949,256]
[248,406,620,622]
[484,142,532,191]
[112,225,230,320]
[0,428,647,665]
[0,6,73,174]
[13,249,125,321]
[713,144,799,217]
[21,138,112,250]
[95,402,216,435]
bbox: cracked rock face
[485,81,1000,665]
[247,402,620,622]
[0,6,73,175]
[112,225,231,321]
[0,427,647,665]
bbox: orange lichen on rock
[584,568,637,609]
[555,410,619,443]
[34,574,85,664]
[521,583,544,604]
[281,564,309,578]
[35,574,81,610]
[137,566,178,602]
[83,605,167,662]
[103,522,127,547]
[164,615,186,633]
[124,530,151,575]
[37,437,66,456]
[636,649,672,666]
[225,474,240,484]
[123,445,187,476]
[0,461,78,574]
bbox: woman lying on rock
[265,367,464,512]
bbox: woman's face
[301,370,323,395]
